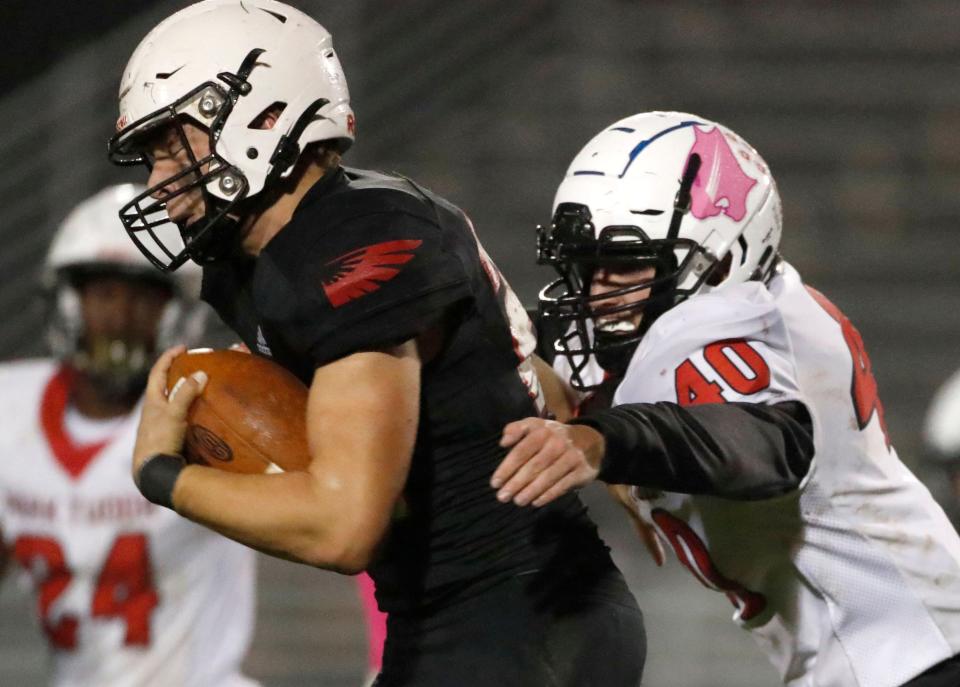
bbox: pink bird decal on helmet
[688,126,757,223]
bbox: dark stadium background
[1,1,958,685]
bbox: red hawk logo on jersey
[320,239,422,308]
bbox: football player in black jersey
[107,1,644,685]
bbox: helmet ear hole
[248,102,287,130]
[706,252,733,287]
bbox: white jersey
[608,263,960,686]
[0,360,259,687]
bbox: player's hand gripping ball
[166,348,310,474]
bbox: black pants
[374,569,645,687]
[903,653,960,687]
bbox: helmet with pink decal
[537,111,782,389]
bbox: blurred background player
[923,368,960,528]
[493,111,960,687]
[0,184,259,687]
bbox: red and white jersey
[0,360,259,687]
[612,263,960,686]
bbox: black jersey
[201,167,614,612]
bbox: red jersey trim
[39,367,110,480]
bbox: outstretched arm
[134,341,422,574]
[492,400,814,507]
[531,354,578,422]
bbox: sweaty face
[588,265,657,336]
[144,120,212,228]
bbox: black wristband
[138,453,187,509]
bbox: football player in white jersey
[0,185,259,687]
[491,111,960,686]
[923,368,960,527]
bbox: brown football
[166,348,311,474]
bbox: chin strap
[266,98,330,186]
[593,331,638,378]
[637,152,704,333]
[179,200,245,266]
[666,153,701,241]
[589,153,705,379]
[191,96,333,261]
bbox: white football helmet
[44,184,206,393]
[922,368,960,524]
[925,368,960,462]
[538,111,782,388]
[107,0,354,270]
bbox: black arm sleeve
[570,401,814,499]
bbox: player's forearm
[532,354,578,422]
[171,466,383,573]
[571,400,814,499]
